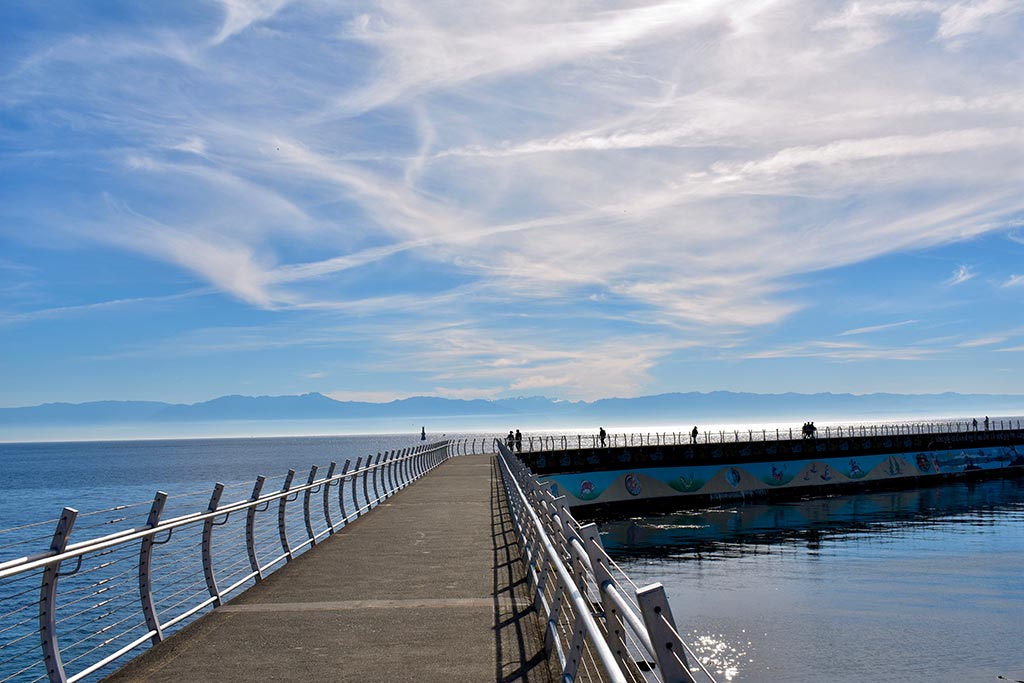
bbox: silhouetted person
[515,429,522,452]
[599,427,607,447]
[984,416,990,431]
[972,418,978,431]
[507,430,514,449]
[691,426,699,443]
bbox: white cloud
[937,0,1023,41]
[948,265,975,285]
[172,137,208,156]
[839,320,919,336]
[211,0,291,46]
[957,336,1007,347]
[324,389,410,402]
[4,0,1024,398]
[743,341,941,361]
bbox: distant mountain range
[3,391,1023,428]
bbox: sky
[0,0,1022,408]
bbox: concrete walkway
[104,455,558,683]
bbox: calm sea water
[0,433,488,535]
[2,435,1023,683]
[602,479,1024,682]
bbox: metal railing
[496,440,717,683]
[453,418,1024,455]
[0,442,452,683]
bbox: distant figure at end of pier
[515,429,522,452]
[691,425,699,443]
[599,427,607,447]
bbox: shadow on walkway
[491,458,559,683]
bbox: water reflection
[599,478,1024,559]
[600,478,1024,682]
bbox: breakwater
[519,422,1024,513]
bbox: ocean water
[0,433,488,533]
[2,435,1024,683]
[601,478,1024,682]
[0,433,482,682]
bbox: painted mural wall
[539,444,1024,507]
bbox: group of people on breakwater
[505,429,523,452]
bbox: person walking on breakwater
[507,431,515,449]
[985,416,990,431]
[599,427,607,447]
[691,426,699,443]
[973,418,978,431]
[515,429,522,452]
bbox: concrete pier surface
[104,455,557,683]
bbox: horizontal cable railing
[450,418,1024,456]
[0,441,453,683]
[496,440,717,683]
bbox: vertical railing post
[562,612,587,681]
[338,460,352,522]
[202,483,225,607]
[322,462,337,535]
[370,453,382,505]
[303,465,319,547]
[637,583,696,683]
[384,451,396,495]
[138,491,168,644]
[395,449,406,489]
[364,455,376,510]
[246,476,267,580]
[39,507,77,683]
[580,523,628,669]
[351,457,364,519]
[278,469,296,561]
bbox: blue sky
[1,0,1022,408]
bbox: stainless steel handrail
[496,440,716,683]
[0,441,453,683]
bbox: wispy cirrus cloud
[839,320,919,337]
[957,336,1008,348]
[743,340,941,362]
[210,0,292,46]
[937,0,1024,41]
[3,0,1023,401]
[948,265,975,285]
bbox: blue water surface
[603,478,1024,683]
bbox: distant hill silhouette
[2,391,1023,428]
